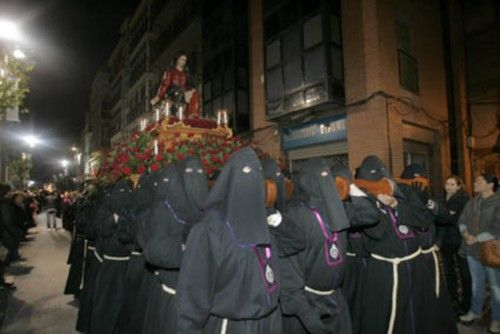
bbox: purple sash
[253,246,278,294]
[387,207,415,240]
[310,208,344,267]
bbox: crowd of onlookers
[0,183,81,290]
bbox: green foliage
[0,52,34,118]
[7,156,32,188]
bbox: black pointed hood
[356,155,406,199]
[203,147,270,245]
[262,158,287,211]
[153,163,194,224]
[355,155,391,181]
[296,158,349,231]
[109,178,135,213]
[178,156,209,212]
[135,167,168,208]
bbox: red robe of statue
[157,68,200,118]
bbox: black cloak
[89,179,136,334]
[175,147,282,333]
[353,156,456,334]
[274,159,351,334]
[115,170,164,334]
[142,157,209,334]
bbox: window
[223,69,234,90]
[396,22,419,93]
[266,67,284,100]
[398,51,419,92]
[283,27,300,63]
[263,3,344,116]
[284,60,302,91]
[304,46,325,83]
[330,46,343,80]
[266,40,281,69]
[303,15,322,49]
[237,90,249,114]
[396,22,411,53]
[202,0,250,133]
[203,81,212,101]
[330,13,341,45]
[223,91,234,110]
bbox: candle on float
[177,104,185,121]
[164,101,171,117]
[155,108,160,122]
[222,109,229,126]
[216,109,222,126]
[153,139,159,156]
[140,118,147,131]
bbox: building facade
[83,0,204,178]
[462,0,500,178]
[250,0,481,194]
[82,0,495,191]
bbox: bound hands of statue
[377,194,398,208]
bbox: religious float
[95,52,256,185]
[93,52,398,202]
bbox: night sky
[0,0,138,181]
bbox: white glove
[426,199,436,210]
[113,213,119,224]
[349,183,367,197]
[267,211,282,227]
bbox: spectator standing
[458,173,500,333]
[45,191,58,230]
[429,175,471,315]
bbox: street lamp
[0,20,22,42]
[60,159,69,168]
[22,134,40,148]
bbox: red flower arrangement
[95,118,271,183]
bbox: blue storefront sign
[282,114,347,150]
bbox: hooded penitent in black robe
[76,188,109,333]
[176,147,282,333]
[142,157,208,334]
[64,196,87,296]
[353,156,457,334]
[331,167,380,334]
[89,179,135,334]
[270,159,351,334]
[398,164,457,333]
[262,158,287,212]
[115,171,161,334]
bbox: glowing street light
[70,146,78,152]
[60,159,69,168]
[0,20,22,42]
[22,134,40,148]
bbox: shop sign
[282,114,347,150]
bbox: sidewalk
[0,213,78,334]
